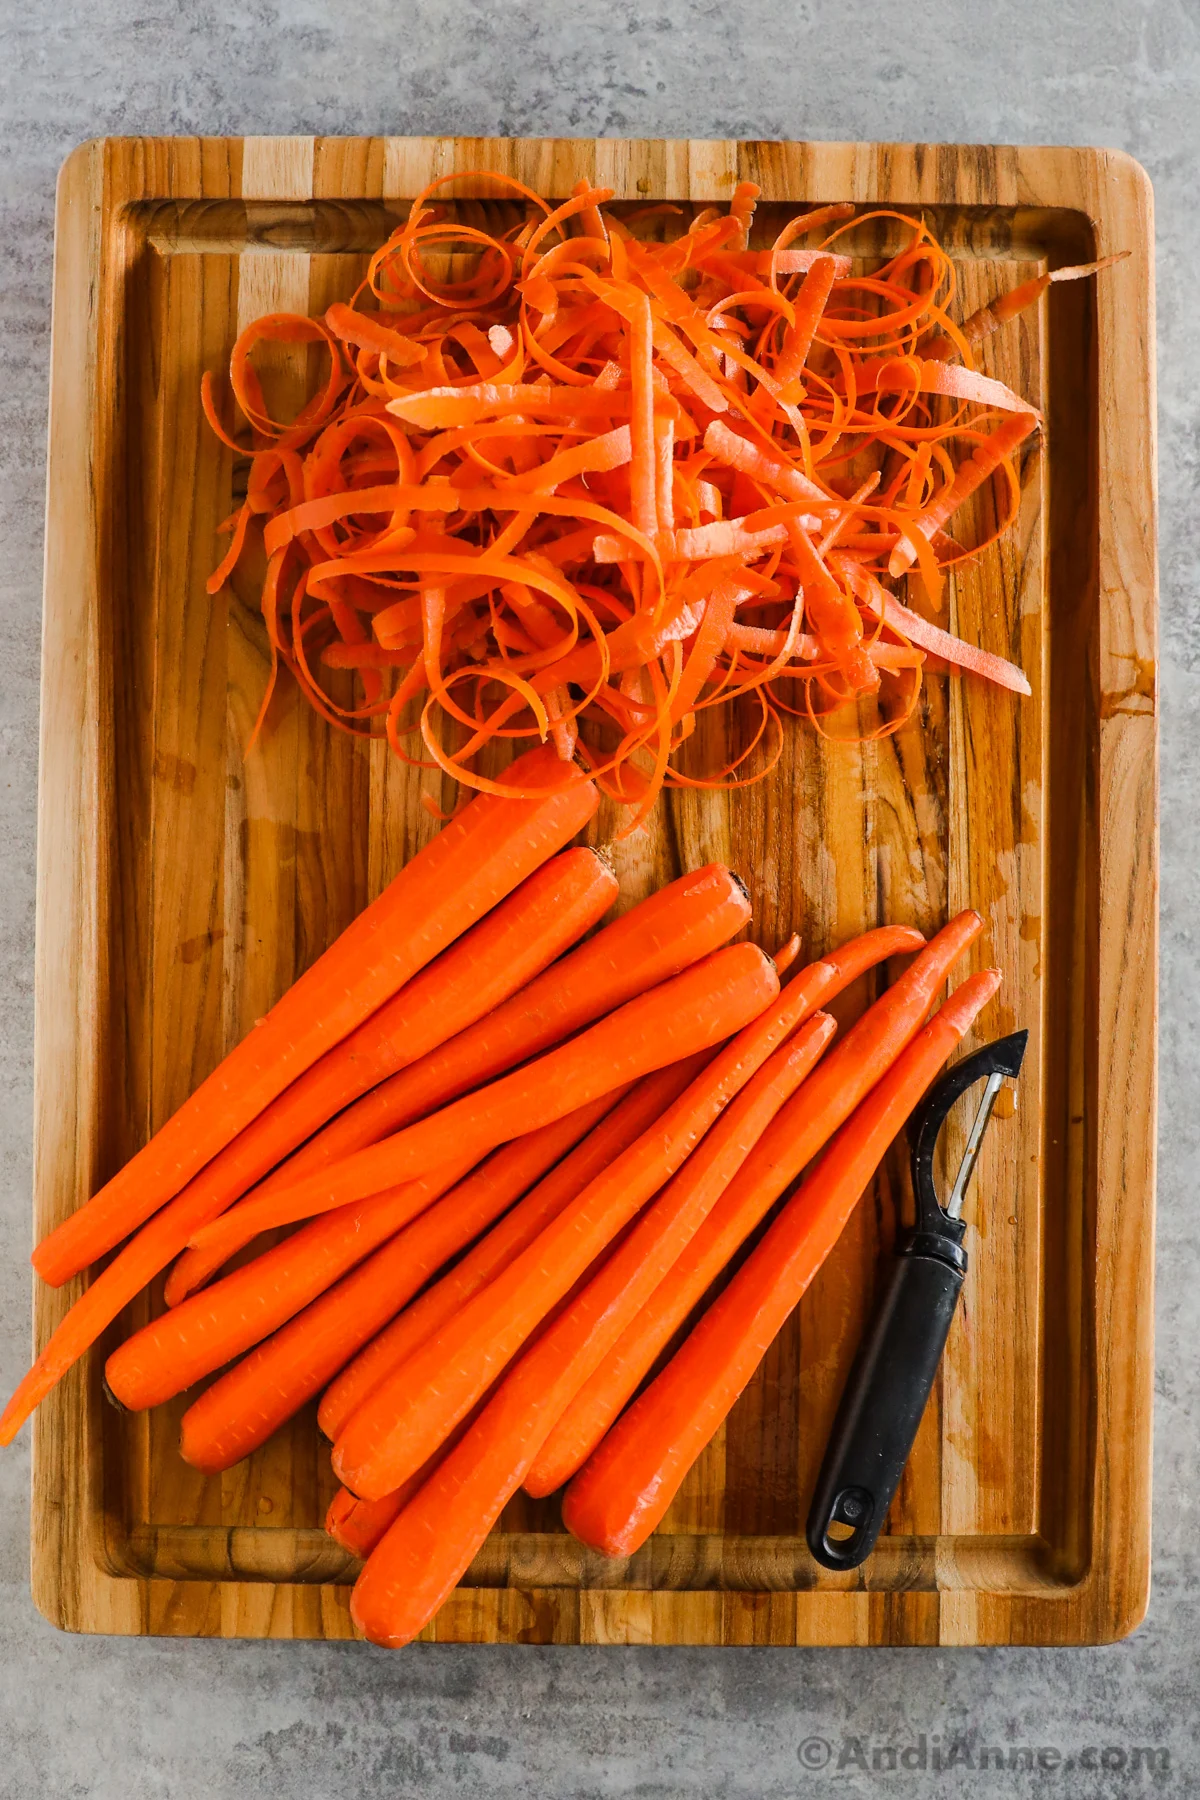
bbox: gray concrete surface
[0,2,1196,1795]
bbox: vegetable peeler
[806,1029,1028,1571]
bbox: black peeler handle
[806,1030,1028,1572]
[805,1244,964,1569]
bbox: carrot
[160,849,612,1302]
[562,967,1003,1556]
[318,1059,705,1441]
[771,934,802,976]
[327,1482,417,1561]
[333,945,841,1503]
[327,1360,530,1559]
[186,941,779,1257]
[32,744,599,1290]
[4,1072,550,1440]
[324,1194,642,1564]
[162,861,753,1304]
[175,1094,622,1472]
[330,1176,658,1565]
[887,414,1037,579]
[329,1489,399,1561]
[107,943,775,1415]
[326,1205,632,1564]
[347,1016,836,1648]
[527,914,975,1492]
[103,1152,477,1411]
[124,846,610,1310]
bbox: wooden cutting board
[32,136,1157,1646]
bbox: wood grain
[31,137,1156,1646]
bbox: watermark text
[796,1734,1170,1776]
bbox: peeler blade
[909,1029,1028,1236]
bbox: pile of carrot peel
[200,172,1122,824]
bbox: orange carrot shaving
[833,555,1031,696]
[201,178,1122,814]
[727,181,760,252]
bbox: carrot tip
[772,934,802,975]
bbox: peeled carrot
[33,744,599,1290]
[327,1468,432,1562]
[164,861,752,1303]
[328,1189,650,1567]
[327,1482,416,1561]
[326,1208,633,1565]
[318,1059,704,1442]
[123,845,610,1308]
[108,943,775,1415]
[192,942,779,1256]
[103,1153,480,1411]
[72,842,597,1324]
[160,849,612,1302]
[333,946,835,1503]
[527,915,974,1492]
[175,1095,621,1471]
[348,1016,835,1647]
[562,968,1002,1557]
[325,1202,643,1565]
[5,1088,523,1444]
[122,1083,645,1441]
